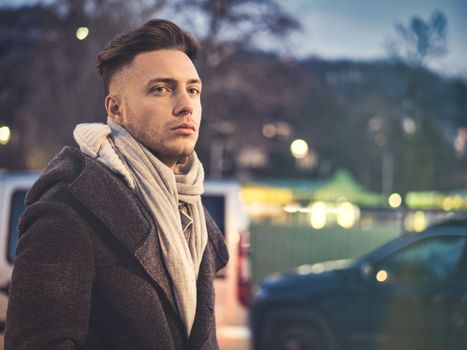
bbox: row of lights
[389,192,467,211]
[284,201,360,229]
[285,201,429,232]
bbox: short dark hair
[97,19,200,94]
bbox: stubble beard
[138,127,197,164]
[123,104,198,165]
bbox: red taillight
[237,230,251,308]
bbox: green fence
[250,223,400,286]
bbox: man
[5,19,228,350]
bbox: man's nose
[173,90,194,117]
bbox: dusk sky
[281,0,467,77]
[4,0,467,77]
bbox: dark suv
[251,219,467,350]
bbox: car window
[201,194,225,237]
[373,236,466,286]
[8,190,27,263]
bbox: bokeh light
[376,270,388,283]
[310,201,327,229]
[336,202,360,228]
[76,26,90,40]
[290,139,309,159]
[0,126,11,145]
[388,193,402,208]
[262,123,276,138]
[413,211,427,232]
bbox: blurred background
[1,0,466,277]
[1,0,467,349]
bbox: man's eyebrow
[145,77,202,88]
[187,78,202,85]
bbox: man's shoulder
[27,146,127,205]
[24,147,84,205]
[21,147,150,244]
[25,148,80,202]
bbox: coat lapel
[65,148,178,314]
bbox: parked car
[251,218,467,350]
[0,174,250,349]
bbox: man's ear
[105,95,125,124]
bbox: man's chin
[176,149,195,162]
[149,146,195,163]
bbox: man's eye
[151,86,168,93]
[188,87,200,95]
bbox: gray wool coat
[5,147,229,350]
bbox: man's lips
[171,123,196,132]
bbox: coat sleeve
[5,200,95,350]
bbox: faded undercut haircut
[97,19,200,95]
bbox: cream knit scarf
[73,120,208,337]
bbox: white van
[0,173,39,335]
[202,181,251,350]
[0,174,250,350]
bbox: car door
[350,235,466,350]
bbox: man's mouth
[172,123,196,132]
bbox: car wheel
[270,325,326,350]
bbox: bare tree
[1,0,300,173]
[384,10,451,192]
[387,10,447,67]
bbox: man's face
[107,49,202,168]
